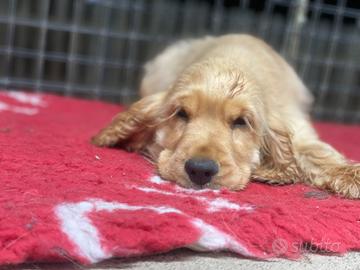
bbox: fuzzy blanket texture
[0,90,360,266]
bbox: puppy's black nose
[185,158,219,186]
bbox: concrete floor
[7,249,360,270]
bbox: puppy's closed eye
[176,108,189,121]
[232,117,247,129]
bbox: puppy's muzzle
[185,158,219,186]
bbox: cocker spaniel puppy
[92,34,360,198]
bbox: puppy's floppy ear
[92,91,167,151]
[261,123,295,167]
[253,120,300,183]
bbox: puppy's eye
[232,117,247,128]
[176,108,189,121]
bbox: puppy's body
[93,34,360,198]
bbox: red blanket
[1,90,360,265]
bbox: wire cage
[0,0,359,122]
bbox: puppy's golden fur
[92,34,360,198]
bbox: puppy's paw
[325,164,360,199]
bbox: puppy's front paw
[325,164,360,199]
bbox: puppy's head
[154,59,264,189]
[94,59,291,190]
